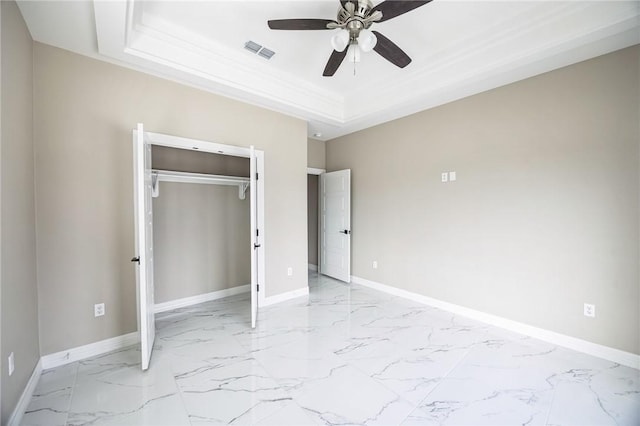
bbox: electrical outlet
[441,172,448,183]
[372,261,378,269]
[8,352,14,376]
[584,303,595,318]
[94,303,105,317]
[287,267,293,277]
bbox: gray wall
[326,46,640,355]
[308,175,319,266]
[34,43,308,355]
[1,1,40,423]
[152,147,250,303]
[308,138,326,169]
[152,145,249,177]
[153,184,250,303]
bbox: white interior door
[320,169,351,282]
[250,146,258,328]
[133,123,156,370]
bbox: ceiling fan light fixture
[267,0,433,76]
[331,29,350,52]
[358,28,377,53]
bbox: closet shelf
[151,169,250,200]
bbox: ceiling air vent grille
[244,41,262,54]
[244,41,276,60]
[258,47,275,60]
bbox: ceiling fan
[267,0,433,76]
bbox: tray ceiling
[17,1,640,140]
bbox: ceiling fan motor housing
[339,1,374,20]
[337,7,351,23]
[354,0,373,18]
[338,0,375,41]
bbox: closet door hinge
[256,229,259,237]
[257,284,259,292]
[256,173,259,181]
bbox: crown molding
[95,0,345,125]
[91,0,639,141]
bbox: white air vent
[244,41,276,60]
[258,47,275,60]
[244,41,262,54]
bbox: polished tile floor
[22,272,639,425]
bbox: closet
[151,146,250,310]
[132,126,264,370]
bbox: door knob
[341,230,351,235]
[131,256,140,264]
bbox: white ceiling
[17,0,640,141]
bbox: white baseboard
[308,264,318,271]
[7,359,42,426]
[262,286,309,307]
[351,275,640,370]
[154,284,250,313]
[41,332,140,370]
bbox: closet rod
[151,169,249,199]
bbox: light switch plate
[449,171,457,181]
[441,172,448,183]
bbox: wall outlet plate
[584,303,595,318]
[287,267,293,277]
[94,303,105,317]
[441,172,448,183]
[372,260,378,269]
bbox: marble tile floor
[21,272,639,425]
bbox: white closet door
[320,169,351,283]
[250,146,258,328]
[133,123,156,370]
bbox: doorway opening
[307,167,352,283]
[151,146,250,312]
[307,168,324,275]
[318,169,351,283]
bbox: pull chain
[352,47,357,76]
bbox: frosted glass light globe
[358,29,377,53]
[331,29,350,52]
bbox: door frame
[142,130,266,308]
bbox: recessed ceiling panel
[17,0,640,140]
